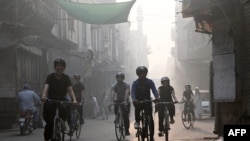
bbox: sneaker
[170,118,175,124]
[67,130,73,136]
[134,122,140,129]
[158,131,164,137]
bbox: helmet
[136,66,148,75]
[185,84,191,89]
[161,76,169,83]
[116,72,125,79]
[54,57,66,68]
[73,74,81,80]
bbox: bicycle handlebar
[156,101,179,105]
[41,98,81,106]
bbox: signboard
[213,54,235,102]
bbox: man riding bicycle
[182,84,195,121]
[111,72,131,136]
[131,66,159,141]
[157,77,178,137]
[72,74,85,124]
[41,57,77,141]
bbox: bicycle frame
[53,106,65,140]
[181,101,195,129]
[136,100,154,141]
[45,99,74,141]
[69,104,82,141]
[157,101,177,141]
[111,102,127,141]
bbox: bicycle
[45,99,74,141]
[135,100,154,141]
[181,100,195,129]
[156,101,178,141]
[69,103,82,141]
[109,101,127,141]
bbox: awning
[0,22,77,50]
[56,0,136,25]
[181,0,236,18]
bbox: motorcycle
[17,112,34,135]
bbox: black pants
[158,104,175,131]
[134,103,154,138]
[184,102,195,119]
[114,104,130,132]
[43,102,70,140]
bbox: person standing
[72,74,85,124]
[111,72,130,135]
[16,83,41,129]
[131,66,159,141]
[41,57,77,141]
[194,86,202,120]
[101,92,109,120]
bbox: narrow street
[0,105,218,141]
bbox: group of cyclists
[111,65,196,141]
[16,57,196,141]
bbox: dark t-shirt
[183,90,193,100]
[159,85,174,102]
[112,82,130,102]
[45,73,71,100]
[73,82,85,102]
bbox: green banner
[56,0,136,25]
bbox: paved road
[0,105,218,141]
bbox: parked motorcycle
[17,112,34,135]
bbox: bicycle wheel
[164,114,170,141]
[182,111,191,129]
[75,112,82,139]
[115,113,122,141]
[147,115,155,141]
[53,119,65,141]
[69,110,78,141]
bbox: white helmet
[161,76,169,83]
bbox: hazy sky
[128,0,176,78]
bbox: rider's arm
[111,85,115,102]
[81,89,85,103]
[67,86,77,102]
[41,84,49,101]
[171,89,178,102]
[149,80,159,99]
[125,84,130,101]
[131,81,137,101]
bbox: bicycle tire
[53,119,65,141]
[182,111,191,129]
[75,112,82,139]
[147,115,155,141]
[115,113,123,141]
[164,112,170,141]
[69,115,75,141]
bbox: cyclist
[72,74,85,124]
[16,83,41,129]
[41,57,77,141]
[157,77,178,137]
[131,66,159,141]
[182,84,195,121]
[111,72,130,136]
